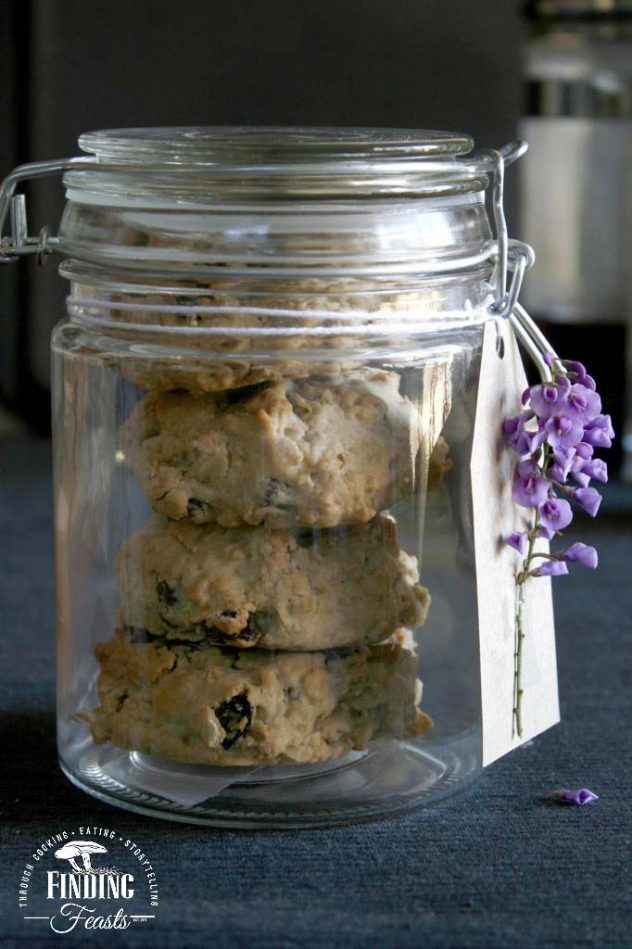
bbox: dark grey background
[0,0,523,424]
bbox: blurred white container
[520,0,632,472]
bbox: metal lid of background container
[525,0,632,19]
[524,0,632,117]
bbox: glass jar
[1,128,534,827]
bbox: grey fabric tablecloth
[0,437,630,948]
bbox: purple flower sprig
[503,355,613,738]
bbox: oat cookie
[100,283,434,393]
[121,371,421,528]
[82,628,431,766]
[117,514,429,650]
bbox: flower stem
[513,501,542,739]
[513,581,525,738]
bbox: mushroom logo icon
[54,841,117,875]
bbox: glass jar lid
[0,128,531,316]
[64,126,488,205]
[77,126,474,165]
[52,127,499,278]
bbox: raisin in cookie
[117,514,429,650]
[121,371,420,528]
[82,628,431,766]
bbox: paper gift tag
[471,318,560,766]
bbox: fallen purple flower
[573,486,603,518]
[563,542,598,569]
[507,532,529,556]
[533,560,569,577]
[552,788,599,806]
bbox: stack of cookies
[84,368,437,766]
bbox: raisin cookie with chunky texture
[100,282,438,394]
[121,370,421,528]
[117,514,429,650]
[82,628,431,766]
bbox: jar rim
[78,126,475,165]
[65,126,492,203]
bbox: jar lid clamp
[0,129,552,377]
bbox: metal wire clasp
[0,158,91,264]
[482,142,556,381]
[485,141,535,319]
